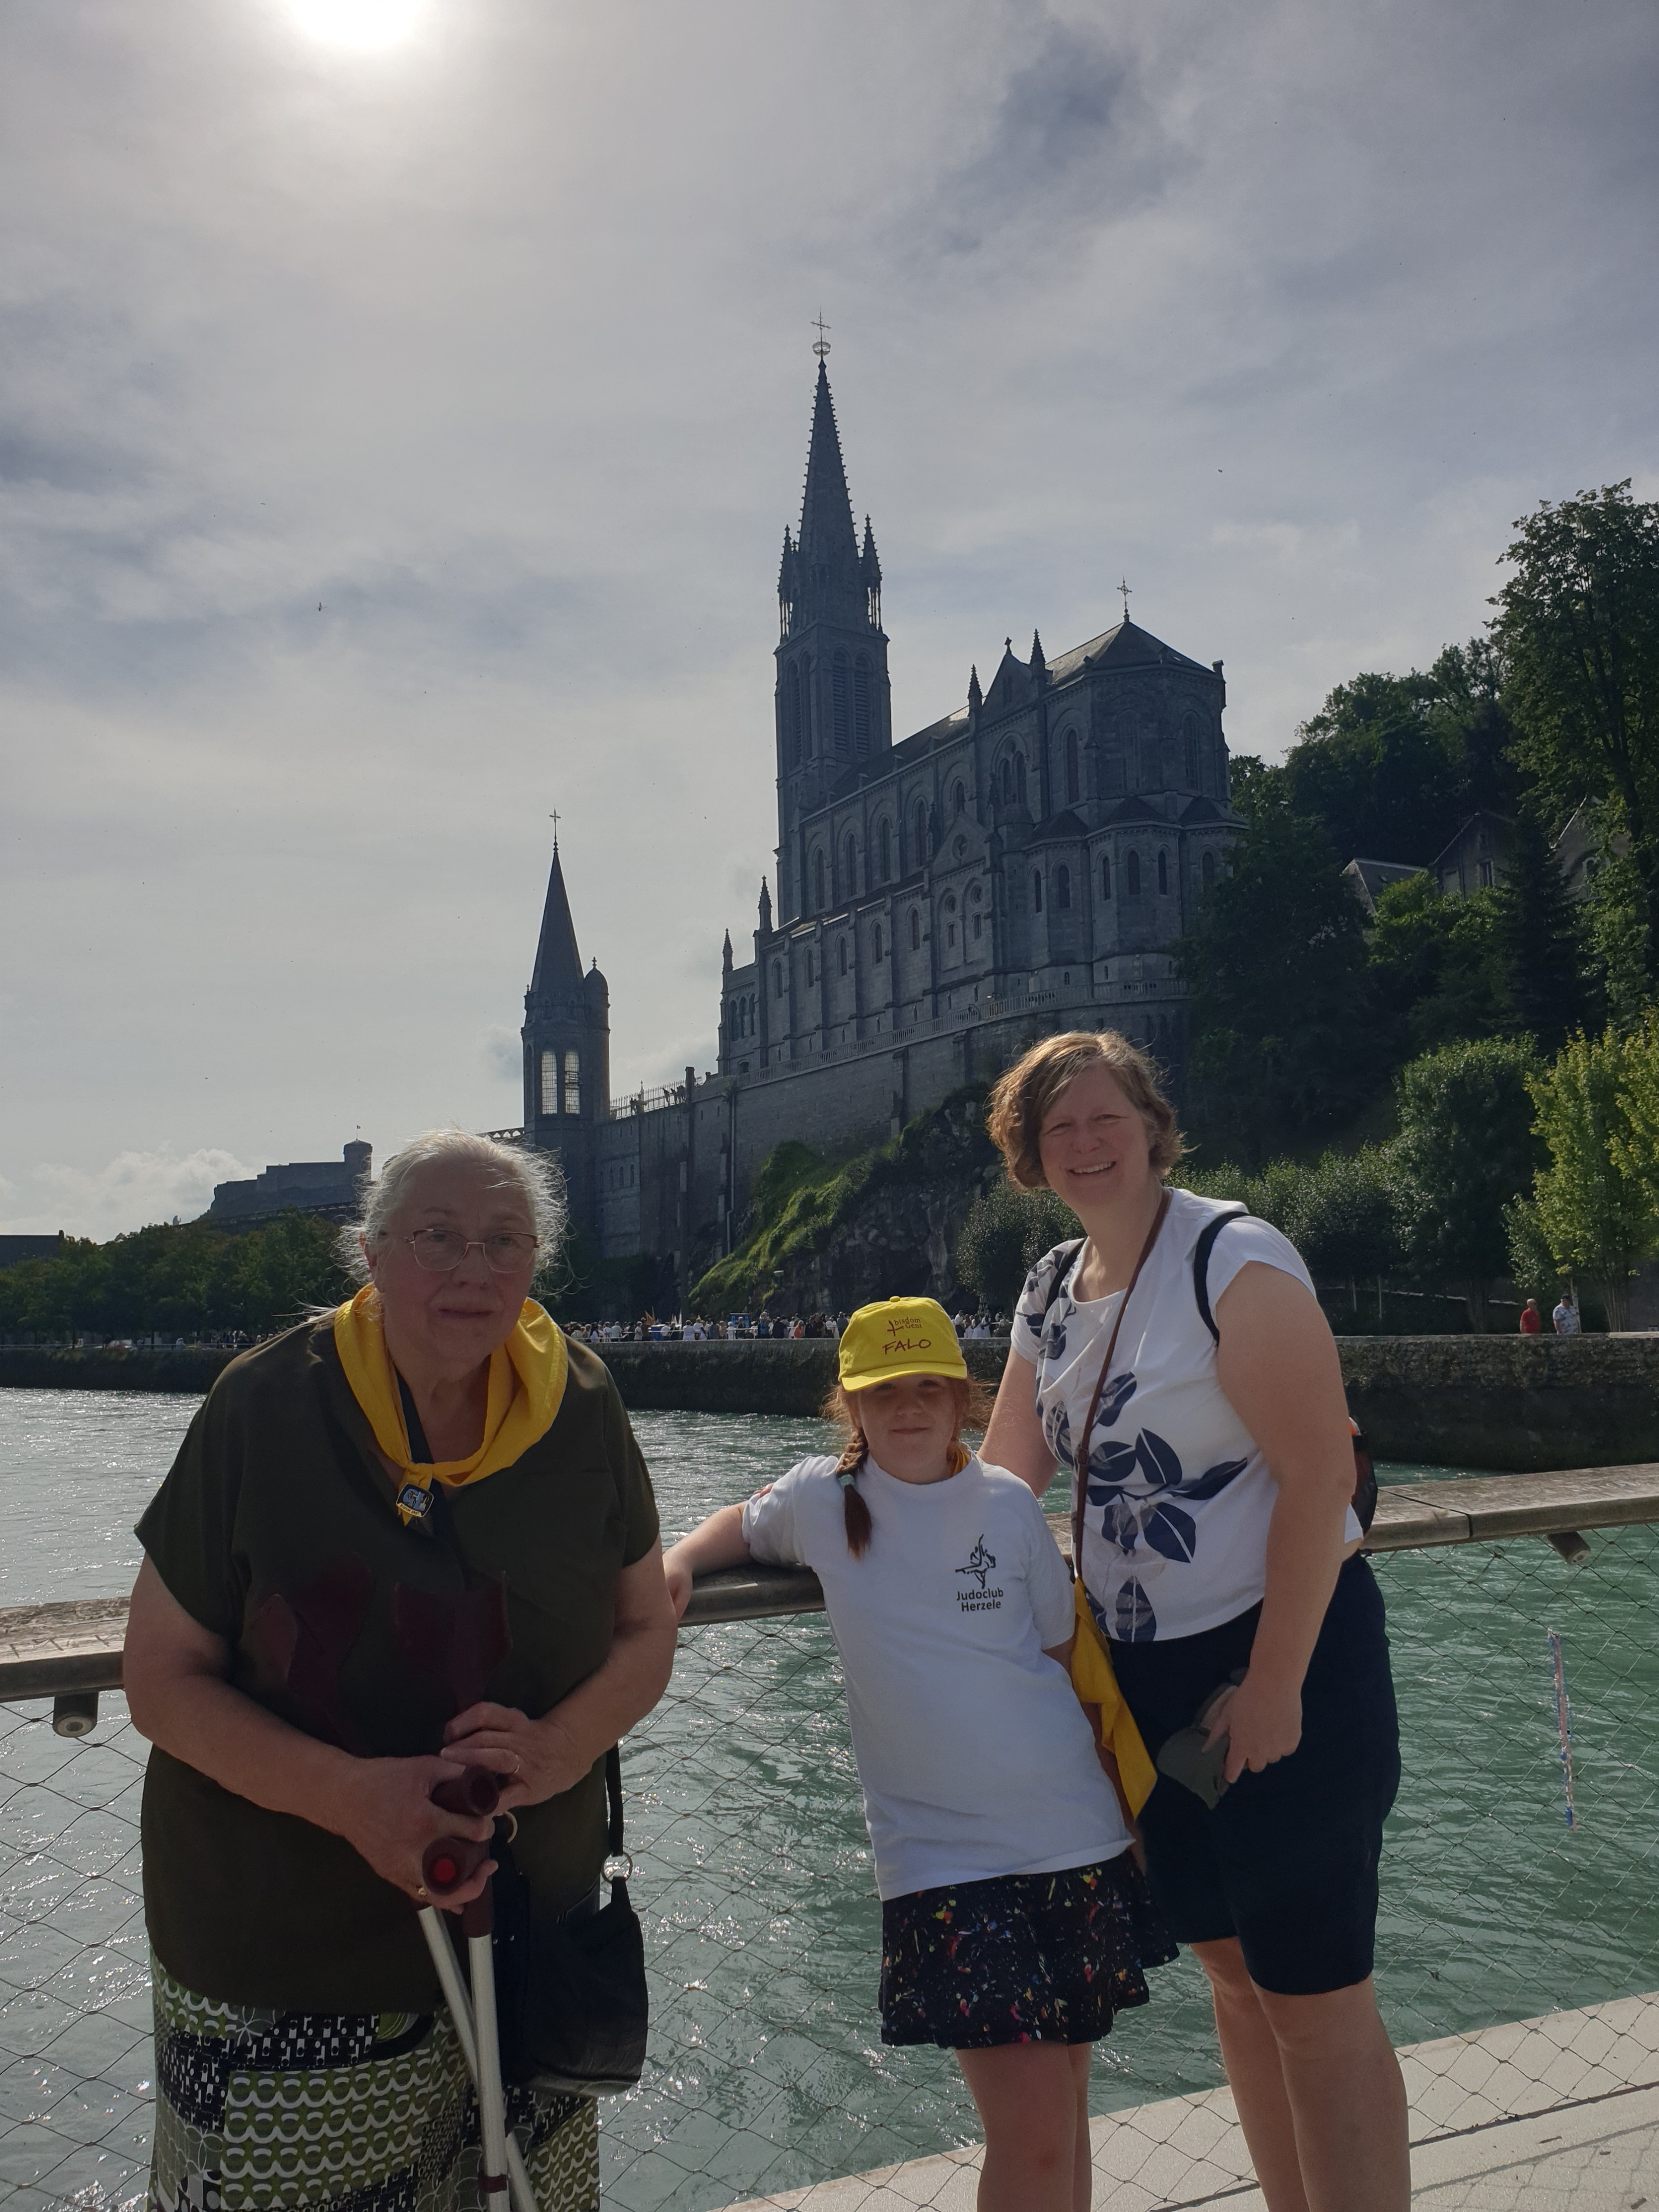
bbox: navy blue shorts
[1108,1554,1401,1997]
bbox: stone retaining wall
[4,1334,1657,1472]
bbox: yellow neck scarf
[332,1286,568,1524]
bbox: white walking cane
[420,1766,540,2212]
[419,1900,540,2212]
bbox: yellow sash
[1069,1581,1158,1815]
[332,1286,568,1523]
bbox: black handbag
[490,1745,650,2098]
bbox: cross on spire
[1117,578,1133,623]
[811,314,831,359]
[549,808,560,851]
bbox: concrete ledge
[718,1991,1659,2210]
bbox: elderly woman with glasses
[123,1129,676,2212]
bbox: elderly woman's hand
[442,1702,592,1811]
[331,1754,498,1905]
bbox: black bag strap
[1193,1207,1250,1344]
[605,1744,625,1856]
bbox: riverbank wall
[4,1334,1658,1472]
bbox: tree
[956,1182,1079,1310]
[1367,874,1508,1061]
[1487,810,1592,1051]
[1394,1039,1543,1328]
[1504,1196,1565,1305]
[1528,1026,1659,1329]
[1281,671,1462,867]
[1180,804,1381,1164]
[1494,482,1659,984]
[1277,1147,1405,1286]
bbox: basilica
[518,362,1243,1297]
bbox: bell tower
[773,341,893,921]
[521,832,609,1240]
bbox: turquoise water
[0,1394,1655,2210]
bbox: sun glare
[286,0,428,50]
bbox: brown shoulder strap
[1071,1188,1171,1569]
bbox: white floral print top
[1011,1187,1359,1642]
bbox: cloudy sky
[3,0,1655,1237]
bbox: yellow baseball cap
[837,1297,969,1391]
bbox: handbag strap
[605,1744,625,1855]
[1071,1188,1172,1569]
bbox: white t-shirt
[1011,1188,1360,1644]
[742,1453,1129,1900]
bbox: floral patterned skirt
[146,1952,597,2212]
[878,1851,1177,2049]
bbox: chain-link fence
[3,1522,1657,2212]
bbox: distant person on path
[979,1031,1407,2212]
[1520,1298,1543,1335]
[664,1296,1174,2212]
[123,1129,677,2212]
[1554,1293,1580,1334]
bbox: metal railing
[2,1473,1657,2211]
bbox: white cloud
[1,1149,253,1240]
[1,0,1655,1235]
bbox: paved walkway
[725,1992,1659,2210]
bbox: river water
[2,1389,1656,2211]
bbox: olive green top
[135,1314,659,2012]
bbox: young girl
[662,1296,1172,2212]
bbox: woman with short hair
[125,1128,676,2212]
[980,1032,1408,2212]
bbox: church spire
[529,840,584,998]
[794,361,865,625]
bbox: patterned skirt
[147,1953,598,2212]
[878,1851,1177,2049]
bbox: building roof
[1046,618,1215,685]
[529,846,585,998]
[1341,857,1424,916]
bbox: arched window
[1202,850,1216,891]
[952,781,966,817]
[854,657,872,753]
[970,884,983,940]
[844,834,858,894]
[813,848,826,910]
[1127,850,1141,896]
[563,1050,581,1117]
[1056,865,1072,910]
[1065,729,1080,804]
[879,817,893,880]
[874,924,884,963]
[785,662,802,765]
[1032,872,1043,915]
[773,962,784,998]
[914,802,928,864]
[1157,849,1169,895]
[539,1048,558,1115]
[942,894,957,950]
[832,651,849,743]
[1101,854,1113,899]
[838,937,848,976]
[1016,754,1027,807]
[1183,712,1199,786]
[806,949,816,985]
[910,908,921,952]
[1000,759,1013,803]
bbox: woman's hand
[331,1754,497,1906]
[442,1702,591,1811]
[1206,1671,1303,1783]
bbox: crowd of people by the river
[559,1307,1008,1343]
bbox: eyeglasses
[404,1228,541,1273]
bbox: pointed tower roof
[529,842,585,999]
[791,362,868,627]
